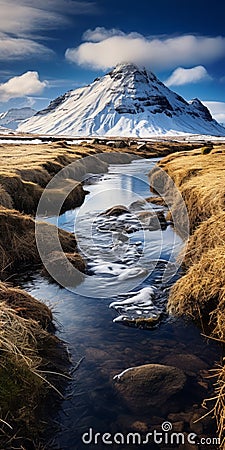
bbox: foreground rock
[102,205,130,216]
[114,364,186,413]
[137,210,168,230]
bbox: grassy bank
[0,139,202,446]
[149,144,225,446]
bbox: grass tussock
[0,301,53,445]
[157,148,225,331]
[0,282,53,330]
[182,212,225,268]
[168,245,225,327]
[151,146,225,233]
[156,146,225,447]
[0,208,85,277]
[0,185,13,209]
[213,361,225,447]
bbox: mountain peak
[108,63,156,83]
[18,65,225,137]
[111,63,144,72]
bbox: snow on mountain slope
[0,125,16,134]
[0,107,36,130]
[18,64,225,137]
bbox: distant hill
[0,107,36,130]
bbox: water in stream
[17,158,221,449]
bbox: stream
[16,158,221,449]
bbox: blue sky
[0,0,225,123]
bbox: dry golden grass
[155,145,225,232]
[0,282,53,329]
[168,245,225,325]
[0,301,43,372]
[155,147,225,330]
[154,145,225,447]
[0,208,83,275]
[0,300,70,448]
[0,301,47,437]
[0,143,92,213]
[213,360,225,447]
[182,212,225,268]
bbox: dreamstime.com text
[81,423,220,446]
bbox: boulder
[102,205,130,216]
[129,199,146,211]
[162,354,208,376]
[116,316,161,329]
[137,210,168,230]
[106,140,127,148]
[137,143,148,151]
[114,364,186,412]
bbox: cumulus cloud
[0,0,97,60]
[0,71,47,102]
[203,101,225,125]
[165,66,211,86]
[65,28,225,71]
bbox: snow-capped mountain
[0,107,36,130]
[0,125,13,134]
[18,64,225,137]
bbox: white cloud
[82,27,125,42]
[0,0,97,36]
[0,0,97,60]
[0,71,47,102]
[203,101,225,125]
[0,36,54,60]
[165,66,211,86]
[65,28,225,71]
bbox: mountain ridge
[0,107,36,130]
[18,64,225,137]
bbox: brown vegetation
[0,282,53,329]
[149,144,225,447]
[0,300,70,448]
[0,208,82,276]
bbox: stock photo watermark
[81,422,220,446]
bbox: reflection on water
[44,159,183,298]
[18,158,221,449]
